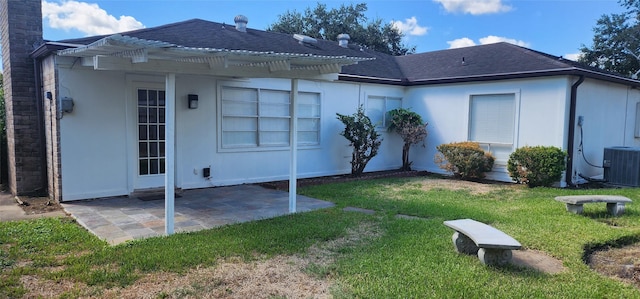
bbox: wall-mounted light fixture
[188,94,198,109]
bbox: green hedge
[507,146,566,187]
[435,142,494,179]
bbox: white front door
[135,87,167,189]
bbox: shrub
[337,105,382,176]
[435,142,494,179]
[507,146,566,187]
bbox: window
[469,94,515,144]
[297,92,321,145]
[367,95,401,128]
[221,86,321,148]
[469,93,516,163]
[635,102,640,138]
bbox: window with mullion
[298,92,321,145]
[221,86,321,148]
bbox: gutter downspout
[33,58,49,196]
[566,75,585,187]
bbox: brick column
[0,0,47,195]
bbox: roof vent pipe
[234,15,248,32]
[337,33,350,48]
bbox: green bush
[435,142,494,179]
[507,146,566,187]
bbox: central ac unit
[603,146,640,187]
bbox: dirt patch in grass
[18,222,382,298]
[17,196,64,215]
[260,170,430,191]
[512,249,566,274]
[589,243,640,288]
[415,177,517,195]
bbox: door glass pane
[150,159,159,174]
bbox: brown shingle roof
[52,18,640,87]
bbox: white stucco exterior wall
[570,78,640,182]
[406,77,571,181]
[56,67,405,201]
[58,67,130,200]
[55,60,640,201]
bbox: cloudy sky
[34,0,628,60]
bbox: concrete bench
[443,219,522,266]
[554,195,632,216]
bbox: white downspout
[165,73,176,234]
[289,79,299,213]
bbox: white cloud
[392,17,429,36]
[42,0,144,36]
[478,35,529,47]
[447,35,530,49]
[433,0,511,15]
[564,53,583,61]
[447,37,476,49]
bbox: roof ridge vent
[234,15,248,32]
[293,34,317,45]
[337,33,350,48]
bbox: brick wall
[0,0,47,195]
[42,56,61,201]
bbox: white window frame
[219,84,322,151]
[635,102,640,138]
[366,95,402,129]
[467,92,519,165]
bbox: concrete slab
[61,185,334,245]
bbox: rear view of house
[3,0,640,203]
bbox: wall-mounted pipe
[566,75,585,187]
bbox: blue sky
[38,0,626,60]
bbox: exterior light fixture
[188,94,198,109]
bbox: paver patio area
[61,185,334,245]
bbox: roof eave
[31,41,82,59]
[338,67,640,88]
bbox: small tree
[337,106,382,176]
[387,108,428,171]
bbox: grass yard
[2,175,640,298]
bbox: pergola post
[289,79,299,213]
[165,73,176,235]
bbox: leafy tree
[268,3,415,56]
[579,0,640,78]
[337,106,382,176]
[387,108,427,171]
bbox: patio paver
[61,185,334,245]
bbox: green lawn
[2,175,640,298]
